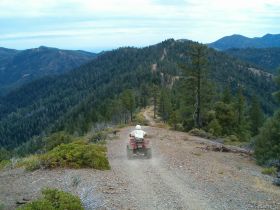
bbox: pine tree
[180,44,213,128]
[152,85,160,119]
[159,89,172,122]
[274,68,280,104]
[139,84,149,108]
[255,110,280,165]
[121,90,135,122]
[235,87,245,125]
[222,85,232,104]
[214,101,236,135]
[234,87,250,141]
[255,68,280,165]
[249,95,264,136]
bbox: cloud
[0,0,279,50]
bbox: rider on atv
[127,125,151,159]
[130,125,146,139]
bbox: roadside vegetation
[16,188,84,210]
[16,140,109,171]
[1,131,110,171]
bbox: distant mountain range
[0,46,96,95]
[208,34,280,50]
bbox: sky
[0,0,280,52]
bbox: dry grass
[253,177,280,195]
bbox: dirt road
[102,126,280,210]
[105,126,214,210]
[1,126,280,209]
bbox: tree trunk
[153,95,157,119]
[197,66,201,128]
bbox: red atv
[127,134,152,159]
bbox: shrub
[0,148,11,161]
[189,128,214,139]
[16,140,110,171]
[224,135,239,142]
[89,131,107,143]
[0,160,11,170]
[208,119,222,136]
[17,188,84,210]
[261,167,277,176]
[43,132,73,151]
[16,155,41,171]
[42,188,83,210]
[265,159,280,170]
[0,202,4,210]
[40,141,110,170]
[17,199,54,210]
[134,112,149,125]
[223,135,248,146]
[255,111,280,165]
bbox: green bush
[0,160,11,170]
[261,167,277,176]
[17,188,84,210]
[224,135,239,142]
[0,202,5,210]
[255,111,280,165]
[89,131,107,143]
[43,132,73,151]
[16,155,41,171]
[208,119,222,136]
[189,128,214,139]
[223,135,248,146]
[0,148,11,161]
[42,188,83,210]
[40,141,110,170]
[134,112,149,125]
[17,141,110,171]
[17,199,54,210]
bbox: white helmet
[135,125,141,130]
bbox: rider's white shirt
[131,130,146,139]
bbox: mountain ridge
[208,33,280,50]
[0,46,97,95]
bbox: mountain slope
[0,47,18,61]
[224,48,280,74]
[0,39,277,148]
[208,34,280,50]
[0,46,96,94]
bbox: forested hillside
[209,34,280,50]
[0,39,277,149]
[0,46,96,95]
[225,48,280,74]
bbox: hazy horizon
[1,0,280,51]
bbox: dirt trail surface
[1,127,280,209]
